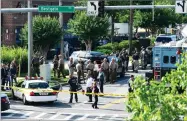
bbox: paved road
[1,70,150,121]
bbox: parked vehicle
[12,77,58,105]
[1,93,10,111]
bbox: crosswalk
[1,109,128,120]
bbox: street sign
[87,1,98,16]
[38,6,75,13]
[175,0,187,13]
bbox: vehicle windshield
[28,82,49,89]
[156,37,172,43]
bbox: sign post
[38,6,75,13]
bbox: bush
[1,46,28,73]
[95,40,140,54]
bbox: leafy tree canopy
[20,16,62,56]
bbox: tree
[20,16,62,57]
[67,11,110,51]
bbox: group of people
[1,58,17,91]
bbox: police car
[12,77,58,105]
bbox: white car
[12,78,58,105]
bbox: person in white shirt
[86,75,94,102]
[93,61,99,80]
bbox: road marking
[109,114,119,120]
[48,113,62,120]
[20,111,34,118]
[93,114,105,120]
[34,112,47,119]
[100,98,124,109]
[62,113,76,120]
[77,114,89,120]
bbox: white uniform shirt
[94,64,99,71]
[86,77,94,87]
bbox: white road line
[33,112,47,119]
[20,111,34,118]
[93,114,105,120]
[48,113,62,120]
[77,114,89,120]
[109,114,119,120]
[62,113,76,120]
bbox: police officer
[68,57,76,76]
[58,55,66,78]
[140,48,148,69]
[101,58,109,83]
[1,64,6,91]
[76,59,82,84]
[92,82,99,109]
[109,58,118,84]
[132,52,139,73]
[128,75,134,92]
[80,60,85,83]
[53,55,58,77]
[125,49,129,71]
[32,55,40,77]
[86,60,94,78]
[68,74,78,103]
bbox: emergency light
[25,76,43,80]
[176,49,181,55]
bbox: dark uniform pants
[110,71,117,83]
[99,80,104,93]
[33,66,40,77]
[77,71,81,83]
[58,66,66,78]
[92,95,98,108]
[69,90,78,102]
[86,87,92,102]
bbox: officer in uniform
[68,74,78,103]
[101,58,109,83]
[52,55,58,77]
[132,52,139,73]
[68,57,76,77]
[80,60,85,83]
[86,60,94,78]
[125,49,129,71]
[76,59,82,84]
[32,55,40,77]
[140,48,148,69]
[109,58,118,84]
[58,55,66,78]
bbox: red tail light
[155,72,158,76]
[1,98,6,103]
[52,92,57,95]
[30,92,35,96]
[177,49,181,55]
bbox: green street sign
[38,6,75,13]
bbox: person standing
[128,75,135,92]
[10,60,17,85]
[1,64,6,91]
[68,57,75,77]
[86,60,94,78]
[125,49,129,72]
[32,55,40,77]
[58,55,66,78]
[76,60,82,84]
[92,82,99,109]
[109,58,118,84]
[101,58,109,83]
[97,68,104,93]
[93,61,99,81]
[132,52,139,73]
[86,75,94,102]
[52,55,58,77]
[80,60,85,83]
[68,74,78,103]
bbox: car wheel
[11,90,17,100]
[22,95,29,105]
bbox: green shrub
[150,37,156,46]
[1,46,28,73]
[95,40,139,54]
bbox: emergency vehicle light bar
[25,76,43,80]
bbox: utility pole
[28,0,33,77]
[129,0,133,55]
[59,0,64,65]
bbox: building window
[170,56,176,64]
[163,56,169,63]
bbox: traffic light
[98,0,105,17]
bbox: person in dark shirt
[68,74,78,103]
[92,82,99,109]
[1,64,6,91]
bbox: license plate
[40,92,48,96]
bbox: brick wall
[1,1,75,45]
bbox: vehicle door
[14,81,24,98]
[17,82,26,99]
